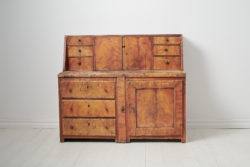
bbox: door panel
[95,36,122,70]
[126,80,183,137]
[124,37,152,70]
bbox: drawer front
[68,57,93,71]
[67,46,93,57]
[62,118,116,136]
[60,80,115,98]
[153,36,182,44]
[153,57,181,70]
[62,100,115,117]
[67,36,94,45]
[153,45,180,56]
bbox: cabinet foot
[181,137,186,143]
[60,137,65,143]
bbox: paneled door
[95,36,122,70]
[126,79,184,137]
[124,36,152,70]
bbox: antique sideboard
[58,34,186,143]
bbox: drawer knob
[78,49,81,53]
[166,38,169,42]
[69,88,72,93]
[165,60,170,64]
[70,125,74,129]
[164,48,168,51]
[88,104,90,108]
[78,62,81,66]
[131,108,135,113]
[121,107,125,113]
[78,39,81,42]
[88,122,90,126]
[105,107,109,112]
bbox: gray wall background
[0,0,250,128]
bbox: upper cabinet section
[63,35,183,71]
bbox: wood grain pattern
[116,77,127,142]
[60,79,115,99]
[95,36,122,70]
[66,36,94,45]
[124,36,152,70]
[67,46,93,57]
[62,118,116,136]
[153,36,182,45]
[136,88,174,128]
[153,45,180,56]
[67,57,93,71]
[62,100,115,117]
[153,57,181,70]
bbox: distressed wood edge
[115,77,127,143]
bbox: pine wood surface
[58,34,186,143]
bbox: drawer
[153,45,180,56]
[67,46,93,57]
[66,36,94,45]
[153,57,181,70]
[68,57,93,71]
[62,100,115,117]
[62,118,116,136]
[153,36,182,44]
[60,79,115,98]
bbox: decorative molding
[0,119,250,129]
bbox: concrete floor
[0,128,250,167]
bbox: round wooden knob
[78,49,81,53]
[78,62,81,66]
[164,48,168,51]
[69,88,72,93]
[165,60,170,64]
[70,125,74,129]
[78,39,81,42]
[166,38,169,42]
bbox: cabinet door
[95,36,122,70]
[124,36,152,70]
[126,79,183,137]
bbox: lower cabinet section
[59,75,186,143]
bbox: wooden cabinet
[59,34,186,143]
